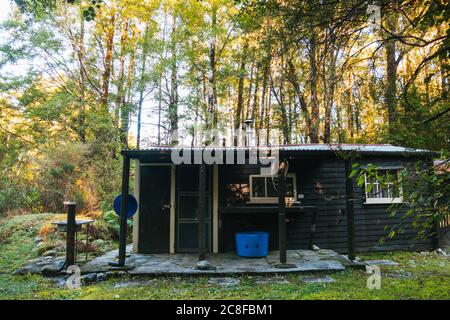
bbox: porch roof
[122,143,437,159]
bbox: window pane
[266,177,278,197]
[177,166,212,192]
[178,195,198,219]
[252,177,266,197]
[366,169,400,199]
[251,176,296,199]
[178,195,211,219]
[178,222,210,250]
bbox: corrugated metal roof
[123,144,436,155]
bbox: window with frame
[364,168,403,204]
[249,173,297,203]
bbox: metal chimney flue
[244,119,255,147]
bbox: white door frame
[135,163,176,254]
[213,164,219,253]
[132,160,140,253]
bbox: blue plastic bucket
[235,231,269,257]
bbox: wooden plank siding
[351,158,432,253]
[218,156,433,254]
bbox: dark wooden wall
[218,156,434,254]
[351,158,433,252]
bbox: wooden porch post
[345,159,355,261]
[64,201,76,267]
[278,161,287,264]
[198,163,206,261]
[117,154,130,266]
[275,159,295,268]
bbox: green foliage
[0,177,41,214]
[102,210,133,239]
[0,0,447,217]
[352,160,450,242]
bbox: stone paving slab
[365,259,399,266]
[16,244,348,276]
[80,245,346,275]
[300,275,335,283]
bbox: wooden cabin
[113,144,438,267]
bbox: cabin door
[138,165,171,253]
[176,165,212,252]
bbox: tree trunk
[208,4,218,130]
[117,21,129,147]
[287,57,312,142]
[77,8,86,143]
[100,7,116,112]
[259,57,270,142]
[385,14,398,134]
[137,26,150,149]
[324,47,338,143]
[245,61,254,119]
[234,41,249,139]
[169,13,178,145]
[270,70,290,144]
[308,35,320,143]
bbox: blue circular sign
[113,194,138,218]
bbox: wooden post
[198,163,206,261]
[278,160,287,264]
[345,159,355,260]
[308,208,318,250]
[118,154,130,266]
[64,201,76,267]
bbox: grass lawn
[0,214,449,300]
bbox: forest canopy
[0,0,448,213]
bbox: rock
[436,248,447,256]
[43,249,57,257]
[55,241,66,252]
[385,271,412,279]
[96,273,106,282]
[44,243,56,250]
[53,277,68,288]
[196,260,217,270]
[26,257,43,264]
[81,273,97,284]
[255,276,289,285]
[34,237,42,244]
[114,281,142,288]
[37,243,56,255]
[365,259,399,266]
[145,279,157,286]
[105,270,127,279]
[312,245,320,251]
[295,260,345,271]
[41,260,65,276]
[301,275,335,283]
[208,277,240,287]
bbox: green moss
[0,213,53,272]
